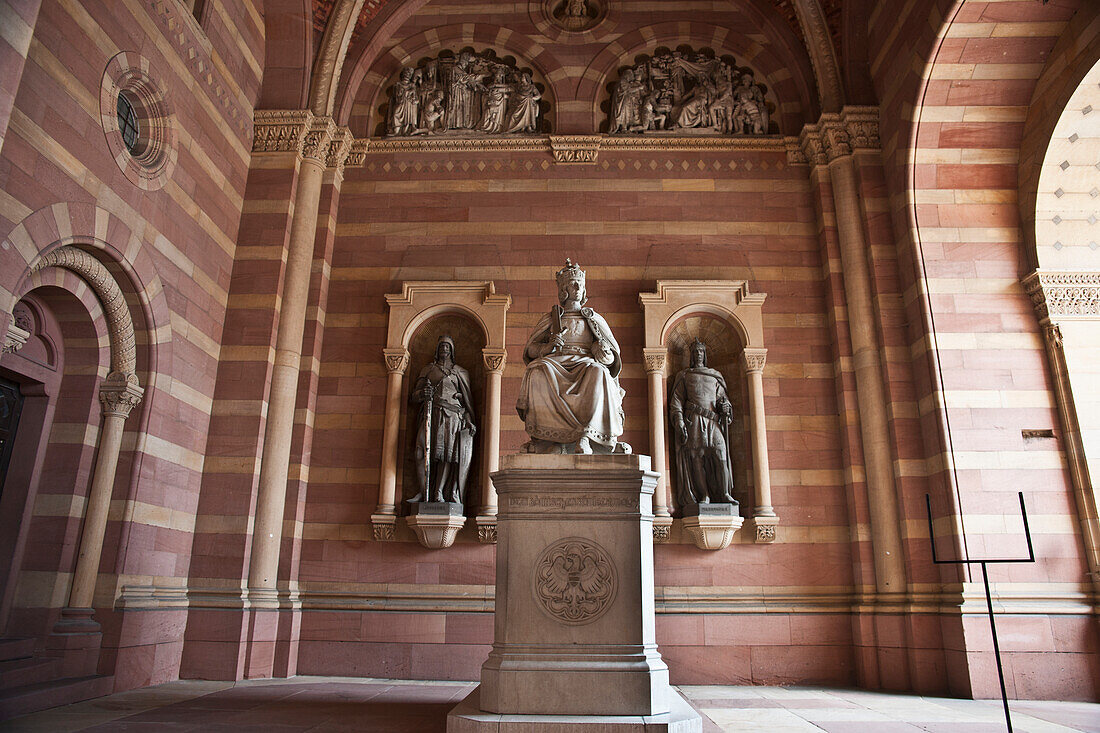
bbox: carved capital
[652,523,671,543]
[785,136,808,165]
[3,318,29,355]
[252,109,312,154]
[478,523,498,544]
[755,522,777,543]
[642,347,668,374]
[99,372,144,419]
[370,514,397,542]
[383,348,410,375]
[750,514,779,544]
[846,120,880,151]
[345,139,369,168]
[743,348,767,373]
[798,127,827,167]
[550,135,601,165]
[325,126,354,176]
[1023,270,1100,321]
[821,122,851,162]
[482,349,507,374]
[302,116,339,164]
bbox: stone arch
[1018,6,1100,271]
[258,0,314,110]
[342,22,566,136]
[580,21,816,135]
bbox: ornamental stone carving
[35,246,137,376]
[533,537,617,624]
[384,348,410,374]
[607,49,772,136]
[1023,271,1100,320]
[384,51,544,137]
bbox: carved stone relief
[533,537,617,624]
[607,48,773,136]
[548,0,602,32]
[384,50,545,138]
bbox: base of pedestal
[447,685,702,733]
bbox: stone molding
[1023,270,1100,320]
[791,0,844,113]
[115,582,1098,616]
[33,246,138,376]
[797,107,881,166]
[344,133,799,164]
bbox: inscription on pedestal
[533,537,617,625]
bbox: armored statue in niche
[385,50,544,137]
[517,260,630,455]
[607,49,770,136]
[408,335,477,506]
[669,339,737,508]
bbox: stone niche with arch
[639,281,778,549]
[370,282,510,548]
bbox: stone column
[371,348,409,540]
[65,373,144,614]
[805,112,906,594]
[476,349,506,543]
[643,348,673,542]
[248,115,338,598]
[743,348,778,543]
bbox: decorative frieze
[1023,270,1100,320]
[252,110,311,154]
[383,50,545,138]
[550,135,601,164]
[607,48,773,136]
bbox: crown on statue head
[555,259,585,288]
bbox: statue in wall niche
[408,335,477,505]
[383,51,544,137]
[606,49,772,136]
[669,339,737,508]
[517,260,630,455]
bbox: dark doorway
[0,379,24,501]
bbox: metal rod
[981,562,1013,732]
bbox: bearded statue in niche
[606,49,771,136]
[669,339,738,509]
[384,50,544,137]
[408,335,477,506]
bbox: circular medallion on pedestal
[533,537,617,625]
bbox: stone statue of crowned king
[516,260,630,455]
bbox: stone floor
[1,677,1097,732]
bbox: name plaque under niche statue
[447,264,701,731]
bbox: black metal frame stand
[925,492,1035,733]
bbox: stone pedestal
[448,454,700,732]
[681,502,743,551]
[407,502,466,549]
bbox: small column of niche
[371,282,511,548]
[639,281,777,548]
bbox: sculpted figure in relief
[669,339,736,507]
[606,49,771,136]
[409,335,477,505]
[517,261,629,455]
[384,51,543,137]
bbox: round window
[116,92,142,155]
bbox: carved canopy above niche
[382,49,548,138]
[606,47,776,136]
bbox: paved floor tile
[2,677,1097,732]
